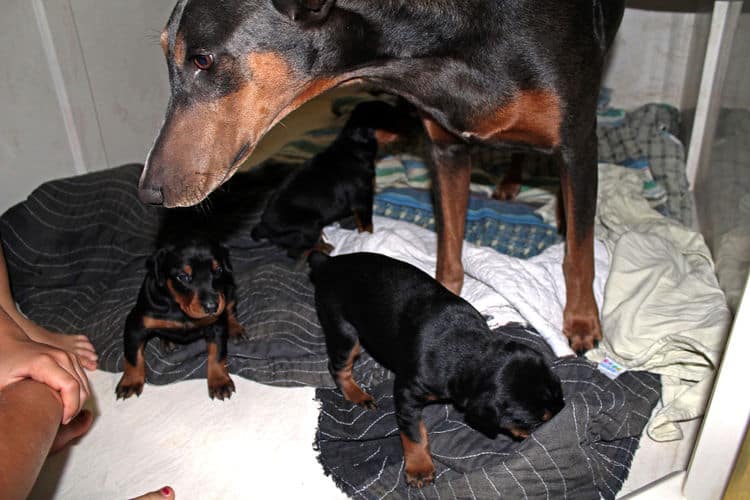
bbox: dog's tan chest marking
[468,89,562,148]
[166,279,193,314]
[142,313,220,331]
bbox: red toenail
[161,487,171,495]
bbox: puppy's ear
[271,0,335,25]
[219,245,233,273]
[463,391,503,439]
[146,247,170,287]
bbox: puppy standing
[116,238,245,400]
[252,100,419,258]
[309,251,564,488]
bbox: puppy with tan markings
[116,238,244,400]
[309,251,564,488]
[252,100,419,258]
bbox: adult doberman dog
[139,0,625,353]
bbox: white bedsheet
[323,217,609,358]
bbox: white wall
[605,8,693,109]
[0,0,171,214]
[1,1,78,213]
[69,0,172,168]
[0,1,730,214]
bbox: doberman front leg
[558,129,601,354]
[206,326,235,400]
[423,116,471,296]
[116,329,148,399]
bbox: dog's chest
[461,89,563,149]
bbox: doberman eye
[192,54,214,71]
[176,272,192,283]
[213,266,223,277]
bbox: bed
[1,92,730,499]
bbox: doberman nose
[139,186,164,205]
[203,300,219,314]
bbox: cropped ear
[271,0,335,25]
[146,247,170,287]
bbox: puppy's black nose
[203,300,218,314]
[138,186,164,205]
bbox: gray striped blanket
[316,324,660,500]
[0,163,660,499]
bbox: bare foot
[131,486,176,500]
[50,409,94,454]
[23,323,98,370]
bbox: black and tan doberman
[139,0,625,353]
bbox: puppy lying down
[309,251,564,488]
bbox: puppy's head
[340,100,423,148]
[462,343,564,440]
[148,239,234,319]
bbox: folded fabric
[374,187,562,259]
[588,164,731,441]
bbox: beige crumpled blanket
[587,164,731,441]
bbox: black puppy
[252,100,418,258]
[309,251,564,488]
[116,238,245,400]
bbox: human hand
[0,332,91,424]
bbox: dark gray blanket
[0,163,338,387]
[0,164,660,499]
[316,324,661,500]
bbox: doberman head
[140,0,371,207]
[149,238,233,320]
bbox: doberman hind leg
[320,309,376,408]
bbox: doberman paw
[563,313,602,355]
[405,467,436,488]
[208,376,236,400]
[493,181,521,201]
[115,380,144,399]
[357,395,377,410]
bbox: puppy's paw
[341,385,377,409]
[208,375,236,400]
[405,467,435,488]
[228,324,248,344]
[115,379,144,399]
[160,339,178,353]
[356,394,377,410]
